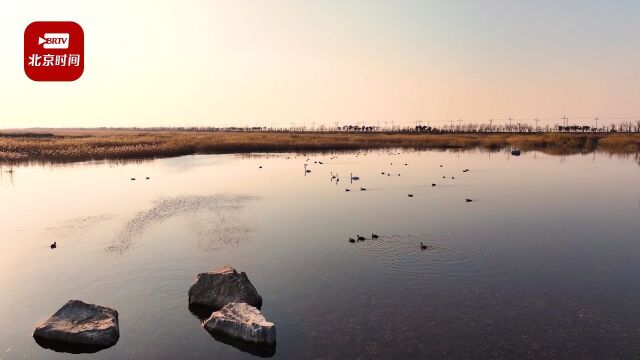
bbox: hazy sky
[1,0,639,129]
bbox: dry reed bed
[0,130,639,164]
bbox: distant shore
[1,129,639,164]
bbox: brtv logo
[39,33,70,49]
[24,22,84,81]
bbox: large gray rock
[188,265,262,309]
[33,300,119,348]
[203,302,276,344]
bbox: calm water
[1,149,639,359]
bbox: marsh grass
[1,129,639,164]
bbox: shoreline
[1,130,639,165]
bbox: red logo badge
[24,21,84,81]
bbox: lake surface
[1,149,639,359]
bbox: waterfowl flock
[273,150,478,251]
[349,233,430,249]
[329,151,476,250]
[348,234,370,242]
[112,150,476,254]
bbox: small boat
[511,148,521,156]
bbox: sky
[1,0,639,129]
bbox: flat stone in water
[33,300,119,351]
[203,302,276,345]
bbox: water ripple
[108,194,255,254]
[45,214,113,238]
[345,233,509,280]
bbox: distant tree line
[88,119,640,133]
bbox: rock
[203,302,276,344]
[33,300,119,349]
[188,265,262,309]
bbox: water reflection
[0,167,15,187]
[2,148,638,186]
[33,337,116,355]
[205,330,276,358]
[1,149,640,359]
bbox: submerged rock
[188,265,262,309]
[203,302,276,345]
[33,300,119,350]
